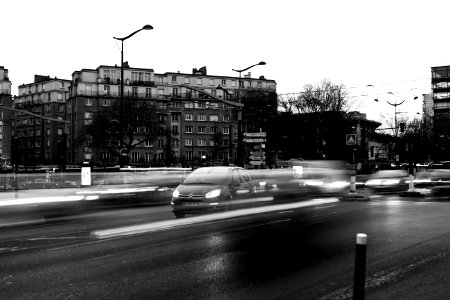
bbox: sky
[2,0,449,126]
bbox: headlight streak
[205,189,221,199]
[0,196,85,207]
[91,198,340,239]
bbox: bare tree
[86,98,158,165]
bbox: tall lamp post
[113,24,153,167]
[232,61,266,167]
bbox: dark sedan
[170,166,255,218]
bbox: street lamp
[113,24,153,167]
[232,61,266,167]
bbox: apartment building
[0,66,12,162]
[67,65,276,167]
[431,66,450,159]
[14,75,71,167]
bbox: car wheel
[174,212,185,218]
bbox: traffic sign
[249,155,265,160]
[244,138,266,143]
[250,160,265,165]
[250,150,265,156]
[244,132,266,137]
[346,134,356,145]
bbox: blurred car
[365,169,408,193]
[171,166,255,218]
[294,160,349,196]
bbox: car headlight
[205,189,221,198]
[172,189,180,198]
[366,179,381,186]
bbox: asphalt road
[1,196,450,299]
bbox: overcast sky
[2,0,449,124]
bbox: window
[158,140,164,148]
[184,102,194,109]
[171,112,180,121]
[103,98,111,106]
[132,87,138,97]
[131,152,139,163]
[209,79,214,86]
[58,104,64,112]
[84,112,93,125]
[86,98,92,106]
[157,101,167,109]
[0,125,2,134]
[185,113,193,121]
[231,80,236,87]
[221,79,226,86]
[185,125,193,133]
[146,88,152,98]
[145,140,153,147]
[104,85,110,95]
[184,77,189,84]
[198,139,206,146]
[185,138,193,146]
[58,128,63,136]
[257,81,262,88]
[172,75,177,83]
[47,140,51,147]
[172,139,179,147]
[223,127,229,135]
[172,125,179,134]
[173,87,178,96]
[131,72,138,82]
[197,78,202,85]
[144,72,152,82]
[85,135,92,146]
[198,114,206,121]
[223,139,229,146]
[211,90,216,96]
[57,93,63,101]
[198,126,206,133]
[46,104,51,113]
[223,115,230,122]
[210,115,219,122]
[36,129,41,136]
[145,153,152,162]
[211,126,219,134]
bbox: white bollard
[350,175,356,193]
[408,174,414,191]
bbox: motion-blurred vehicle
[293,160,349,196]
[415,169,450,196]
[365,169,408,193]
[171,166,255,218]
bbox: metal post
[353,233,367,300]
[119,40,124,168]
[236,71,243,167]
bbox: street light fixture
[231,61,266,167]
[113,24,153,167]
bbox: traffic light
[400,123,405,133]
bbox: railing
[74,90,238,102]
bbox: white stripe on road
[92,198,339,239]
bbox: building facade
[0,66,13,163]
[66,65,276,167]
[431,66,450,160]
[14,75,71,168]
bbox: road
[1,195,450,299]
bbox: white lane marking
[92,198,340,239]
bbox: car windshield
[182,167,229,185]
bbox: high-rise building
[431,66,450,159]
[0,66,13,163]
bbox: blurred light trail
[92,198,339,239]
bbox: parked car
[171,166,255,218]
